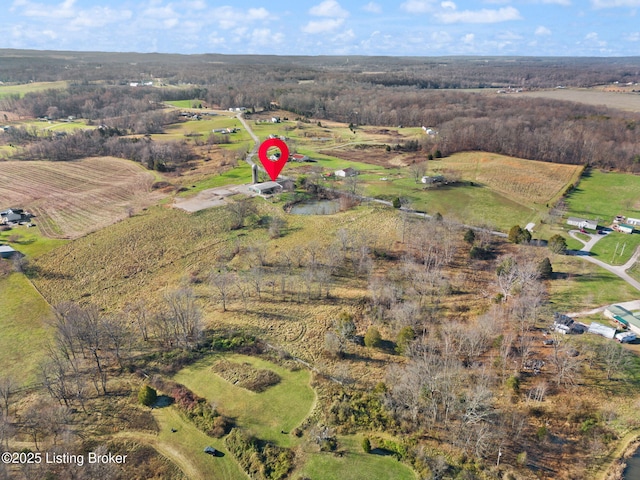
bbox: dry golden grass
[438,152,583,206]
[0,157,166,238]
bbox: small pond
[624,447,640,479]
[289,199,341,215]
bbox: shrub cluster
[328,391,393,433]
[225,428,294,480]
[214,360,281,393]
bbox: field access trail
[237,113,257,167]
[568,229,640,292]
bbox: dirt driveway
[173,184,254,212]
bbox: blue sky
[2,0,640,56]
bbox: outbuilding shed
[249,181,283,197]
[605,305,640,335]
[0,245,16,258]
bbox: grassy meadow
[588,231,640,266]
[547,255,640,312]
[299,435,417,480]
[174,354,315,447]
[0,80,68,99]
[565,169,640,223]
[0,273,54,383]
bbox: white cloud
[70,7,132,28]
[592,0,640,7]
[309,0,349,18]
[584,31,608,47]
[436,6,521,23]
[201,6,276,31]
[14,0,77,18]
[186,0,206,9]
[535,26,552,35]
[248,8,270,20]
[441,1,456,9]
[400,0,436,13]
[540,0,571,5]
[207,32,226,47]
[626,32,640,41]
[363,2,382,13]
[250,28,283,46]
[143,4,176,19]
[462,33,475,44]
[302,18,345,33]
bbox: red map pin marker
[258,138,289,181]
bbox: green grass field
[548,255,640,312]
[0,226,67,257]
[165,100,201,108]
[589,232,640,266]
[0,273,54,383]
[565,170,640,223]
[0,81,68,99]
[122,406,248,480]
[178,162,253,195]
[173,354,315,447]
[299,435,416,480]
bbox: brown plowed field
[0,157,166,238]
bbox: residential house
[626,217,640,226]
[566,217,598,230]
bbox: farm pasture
[0,81,68,99]
[565,170,640,223]
[0,157,166,238]
[520,88,640,113]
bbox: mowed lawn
[173,354,315,447]
[0,273,54,383]
[548,255,640,312]
[299,435,416,480]
[588,231,640,266]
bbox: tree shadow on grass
[154,395,174,408]
[370,448,397,457]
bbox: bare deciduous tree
[210,269,236,312]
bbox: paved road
[567,228,640,292]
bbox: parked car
[204,446,217,455]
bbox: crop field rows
[440,153,583,205]
[0,157,165,238]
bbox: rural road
[567,229,640,292]
[236,113,258,167]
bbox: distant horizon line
[1,47,640,61]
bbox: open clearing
[0,80,68,99]
[565,169,640,222]
[300,435,416,480]
[173,354,315,447]
[119,406,248,480]
[0,157,166,238]
[521,88,640,112]
[0,273,54,383]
